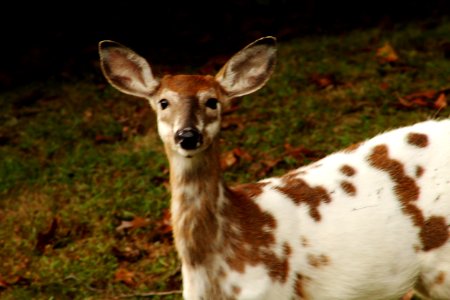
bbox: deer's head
[99,37,277,157]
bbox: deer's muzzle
[175,127,203,150]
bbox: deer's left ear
[99,40,160,98]
[215,36,277,98]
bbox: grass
[2,17,450,299]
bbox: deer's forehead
[160,75,221,99]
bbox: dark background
[1,0,449,89]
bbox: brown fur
[340,181,357,196]
[368,144,449,251]
[420,216,449,251]
[276,177,331,222]
[434,271,446,285]
[220,184,292,283]
[161,74,220,95]
[340,165,356,177]
[170,144,222,267]
[416,165,425,178]
[368,144,423,226]
[307,254,330,268]
[407,132,429,148]
[301,236,310,247]
[295,273,306,299]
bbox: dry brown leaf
[114,267,136,287]
[310,73,337,89]
[158,209,173,235]
[397,89,449,110]
[284,143,323,162]
[220,150,238,170]
[376,42,399,63]
[233,148,253,162]
[434,93,447,109]
[116,216,150,232]
[0,275,9,289]
[35,217,58,254]
[379,82,390,91]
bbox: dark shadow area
[1,0,449,89]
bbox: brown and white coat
[99,37,450,300]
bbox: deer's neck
[167,143,225,267]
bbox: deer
[98,36,450,300]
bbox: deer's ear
[215,36,277,98]
[99,40,160,98]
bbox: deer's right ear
[99,40,160,98]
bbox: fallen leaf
[0,275,9,289]
[397,89,449,110]
[95,134,120,144]
[220,150,238,170]
[284,144,323,162]
[35,217,58,254]
[233,148,253,162]
[434,93,447,109]
[254,155,283,178]
[83,109,93,122]
[112,246,143,263]
[114,267,136,287]
[159,209,173,234]
[148,210,173,243]
[310,73,337,89]
[379,82,390,91]
[376,42,399,63]
[116,216,150,232]
[397,96,414,108]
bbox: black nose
[175,127,203,150]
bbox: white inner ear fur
[215,45,276,98]
[101,45,159,98]
[123,51,159,95]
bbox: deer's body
[99,37,450,299]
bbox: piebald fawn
[99,37,450,300]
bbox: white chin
[176,147,202,158]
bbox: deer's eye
[205,98,218,110]
[159,99,169,110]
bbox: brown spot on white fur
[407,132,429,148]
[340,164,356,177]
[368,145,449,251]
[301,236,310,247]
[223,183,294,282]
[420,216,449,251]
[221,184,293,283]
[435,271,446,285]
[416,165,425,178]
[368,144,424,227]
[232,285,241,295]
[262,242,292,283]
[295,273,306,299]
[276,177,331,222]
[307,253,330,268]
[341,181,356,196]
